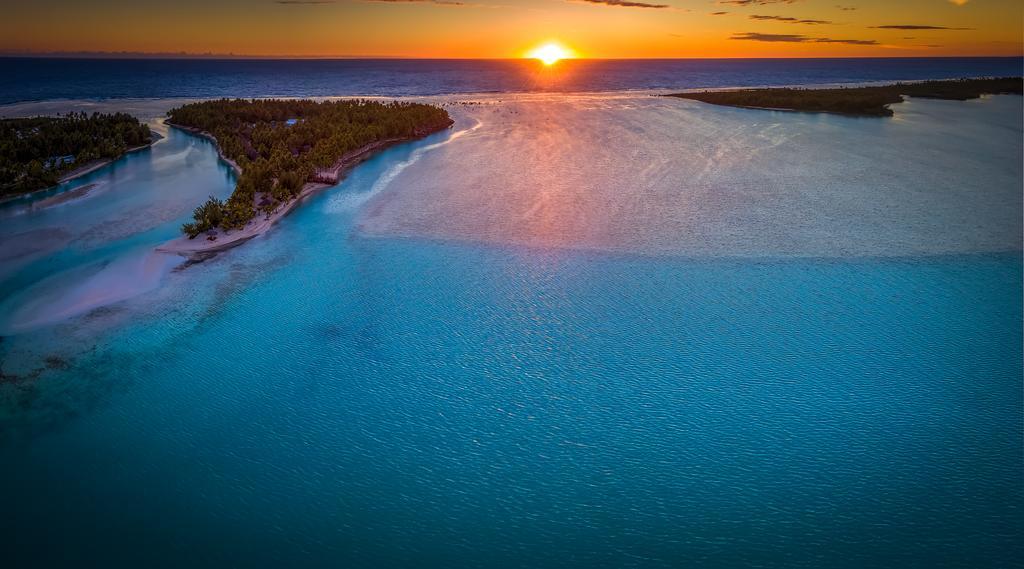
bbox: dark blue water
[1,57,1021,104]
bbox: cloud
[577,0,669,7]
[871,25,973,30]
[710,11,729,15]
[358,0,468,5]
[731,32,806,42]
[835,5,856,10]
[276,0,469,4]
[749,15,832,24]
[811,38,879,45]
[730,32,878,45]
[719,0,799,6]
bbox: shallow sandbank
[355,93,1022,259]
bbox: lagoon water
[0,66,1022,566]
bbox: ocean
[1,56,1022,103]
[0,59,1021,568]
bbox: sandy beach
[156,120,453,260]
[156,179,329,258]
[0,130,163,205]
[60,130,164,183]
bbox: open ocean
[1,56,1022,103]
[0,59,1021,567]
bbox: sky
[1,0,1021,58]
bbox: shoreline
[668,102,890,118]
[1,73,1021,112]
[163,120,242,175]
[60,131,164,183]
[0,130,163,205]
[666,77,1022,117]
[156,119,453,261]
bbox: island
[158,98,453,257]
[0,112,154,199]
[668,77,1023,117]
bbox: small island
[0,112,154,198]
[668,77,1023,117]
[159,98,452,257]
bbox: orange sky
[1,0,1021,58]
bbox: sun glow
[525,42,575,65]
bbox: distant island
[668,77,1023,117]
[160,98,452,256]
[0,112,154,198]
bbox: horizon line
[1,53,1022,61]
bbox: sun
[525,42,575,65]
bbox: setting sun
[525,42,575,65]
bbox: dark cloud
[710,11,729,15]
[276,0,468,4]
[578,0,670,7]
[360,0,467,4]
[749,15,832,24]
[811,37,878,44]
[871,25,973,30]
[731,32,878,45]
[719,0,799,6]
[730,32,805,42]
[835,5,856,10]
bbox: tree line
[670,77,1023,117]
[167,98,452,238]
[0,112,152,196]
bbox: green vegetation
[0,112,152,197]
[668,77,1023,117]
[167,98,452,238]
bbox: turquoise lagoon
[0,94,1021,568]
